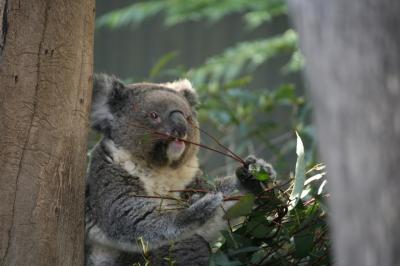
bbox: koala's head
[91,74,200,168]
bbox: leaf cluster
[97,0,286,29]
[210,135,330,266]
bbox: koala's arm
[214,156,277,195]
[183,157,276,197]
[95,187,223,250]
[173,157,275,243]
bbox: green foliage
[97,0,286,29]
[252,167,270,182]
[225,194,256,219]
[97,0,329,264]
[209,134,329,265]
[188,30,298,88]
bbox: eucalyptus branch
[128,121,245,164]
[188,120,245,164]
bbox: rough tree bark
[0,0,95,265]
[288,1,400,265]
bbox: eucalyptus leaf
[304,172,326,186]
[246,218,271,238]
[210,251,243,266]
[318,179,328,195]
[225,194,255,219]
[293,234,313,258]
[250,249,268,264]
[228,246,260,256]
[289,132,306,210]
[149,51,179,78]
[250,167,270,182]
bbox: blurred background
[92,1,330,265]
[93,0,315,177]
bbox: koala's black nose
[169,110,187,138]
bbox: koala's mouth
[166,138,186,162]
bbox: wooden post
[0,0,95,265]
[289,0,400,265]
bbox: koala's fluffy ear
[91,73,126,134]
[163,79,199,107]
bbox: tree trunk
[0,0,95,265]
[288,1,400,265]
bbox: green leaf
[318,179,328,195]
[250,167,270,182]
[293,234,313,258]
[304,172,326,186]
[210,251,243,266]
[289,132,306,210]
[149,51,179,78]
[282,50,305,73]
[97,0,287,30]
[188,30,298,87]
[220,230,253,250]
[228,246,260,256]
[220,230,239,249]
[250,249,268,264]
[96,1,166,29]
[225,194,255,219]
[245,217,271,238]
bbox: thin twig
[131,193,271,202]
[304,193,330,206]
[169,189,209,193]
[188,120,244,164]
[131,194,178,201]
[128,121,245,164]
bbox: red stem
[169,189,209,193]
[188,121,245,164]
[129,122,245,164]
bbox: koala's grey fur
[85,74,276,266]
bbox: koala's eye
[149,111,159,120]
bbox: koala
[85,74,276,266]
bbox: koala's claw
[187,193,203,205]
[237,155,276,181]
[236,156,257,181]
[178,192,223,225]
[236,155,276,194]
[244,155,257,166]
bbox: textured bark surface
[288,1,400,265]
[0,0,95,265]
[0,0,6,54]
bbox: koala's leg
[149,234,210,266]
[86,243,146,266]
[115,251,146,266]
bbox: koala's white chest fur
[144,160,199,195]
[105,140,198,196]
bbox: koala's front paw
[177,192,223,225]
[236,155,276,194]
[187,193,203,205]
